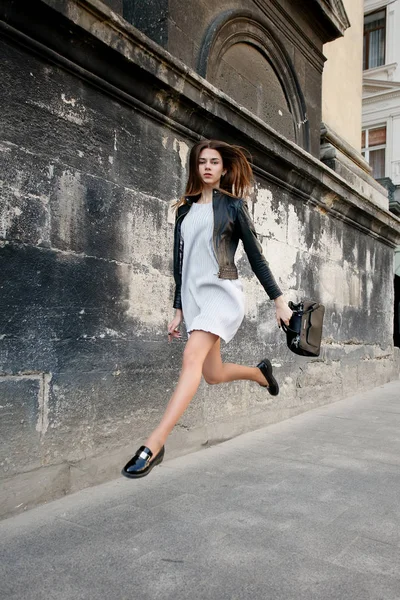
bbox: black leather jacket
[173,189,282,309]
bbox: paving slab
[1,380,400,600]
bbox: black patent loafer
[257,358,279,396]
[121,445,165,479]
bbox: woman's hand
[167,309,183,342]
[274,295,292,328]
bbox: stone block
[295,360,343,407]
[287,202,313,254]
[394,347,400,376]
[357,358,394,390]
[167,23,197,69]
[254,187,287,243]
[0,377,43,477]
[203,380,248,425]
[262,237,299,293]
[205,415,249,447]
[0,462,70,520]
[68,445,129,494]
[102,0,122,12]
[0,148,52,247]
[40,366,185,464]
[339,361,361,398]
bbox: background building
[1,0,399,518]
[361,0,400,345]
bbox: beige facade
[322,0,364,152]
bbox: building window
[363,10,386,70]
[362,126,386,179]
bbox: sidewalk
[1,380,400,600]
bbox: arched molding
[198,10,310,151]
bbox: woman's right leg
[143,329,219,457]
[202,338,267,386]
[122,333,275,477]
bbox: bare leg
[144,330,218,457]
[202,338,267,386]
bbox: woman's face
[198,148,224,188]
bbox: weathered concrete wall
[0,0,399,519]
[122,0,349,158]
[163,0,321,155]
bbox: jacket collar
[185,189,224,205]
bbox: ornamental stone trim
[197,10,309,151]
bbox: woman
[122,140,292,478]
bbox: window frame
[362,125,387,179]
[363,8,386,70]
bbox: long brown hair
[174,140,253,210]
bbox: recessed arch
[198,10,310,151]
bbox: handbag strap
[280,303,320,334]
[301,304,320,315]
[280,322,297,334]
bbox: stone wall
[0,0,399,519]
[121,0,333,157]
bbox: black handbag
[281,300,325,357]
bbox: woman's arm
[168,308,182,342]
[173,212,183,309]
[274,295,292,328]
[237,199,282,300]
[170,213,184,340]
[237,200,292,326]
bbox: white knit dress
[180,201,245,343]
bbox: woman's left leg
[202,338,267,386]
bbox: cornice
[320,0,351,32]
[363,89,400,103]
[303,0,350,42]
[252,0,325,73]
[364,0,394,14]
[363,62,398,79]
[321,122,371,174]
[363,78,400,89]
